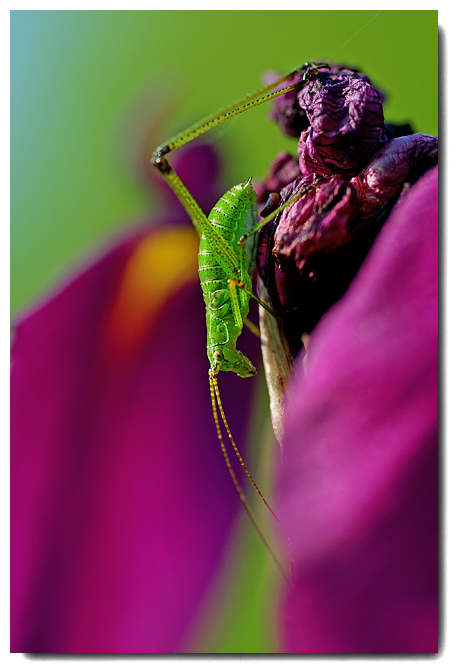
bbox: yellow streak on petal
[105,226,200,358]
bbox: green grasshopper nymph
[152,63,328,578]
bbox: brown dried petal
[297,69,386,176]
[265,71,311,137]
[354,133,439,223]
[254,152,301,207]
[273,176,358,273]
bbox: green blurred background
[10,10,438,653]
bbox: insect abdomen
[198,182,257,294]
[198,182,258,366]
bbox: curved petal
[277,167,438,653]
[297,67,386,177]
[11,225,260,652]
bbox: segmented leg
[228,278,278,318]
[229,177,327,318]
[243,317,261,338]
[239,176,326,246]
[152,64,329,161]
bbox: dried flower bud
[257,65,438,357]
[297,67,387,177]
[265,71,310,137]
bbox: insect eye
[213,350,224,362]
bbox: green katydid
[152,62,327,576]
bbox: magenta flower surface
[11,145,260,653]
[255,64,438,654]
[11,63,438,653]
[276,166,438,653]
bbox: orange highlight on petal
[104,226,199,358]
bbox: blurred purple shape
[11,144,260,652]
[276,167,438,653]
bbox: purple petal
[11,225,259,652]
[297,67,387,177]
[356,133,438,223]
[273,175,358,272]
[258,133,437,349]
[266,71,310,138]
[159,143,223,217]
[254,152,301,207]
[276,166,438,653]
[138,141,223,220]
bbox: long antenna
[325,10,383,62]
[209,373,289,582]
[211,373,282,526]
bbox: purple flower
[276,166,438,653]
[256,65,437,350]
[258,64,438,653]
[11,144,260,653]
[11,64,438,653]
